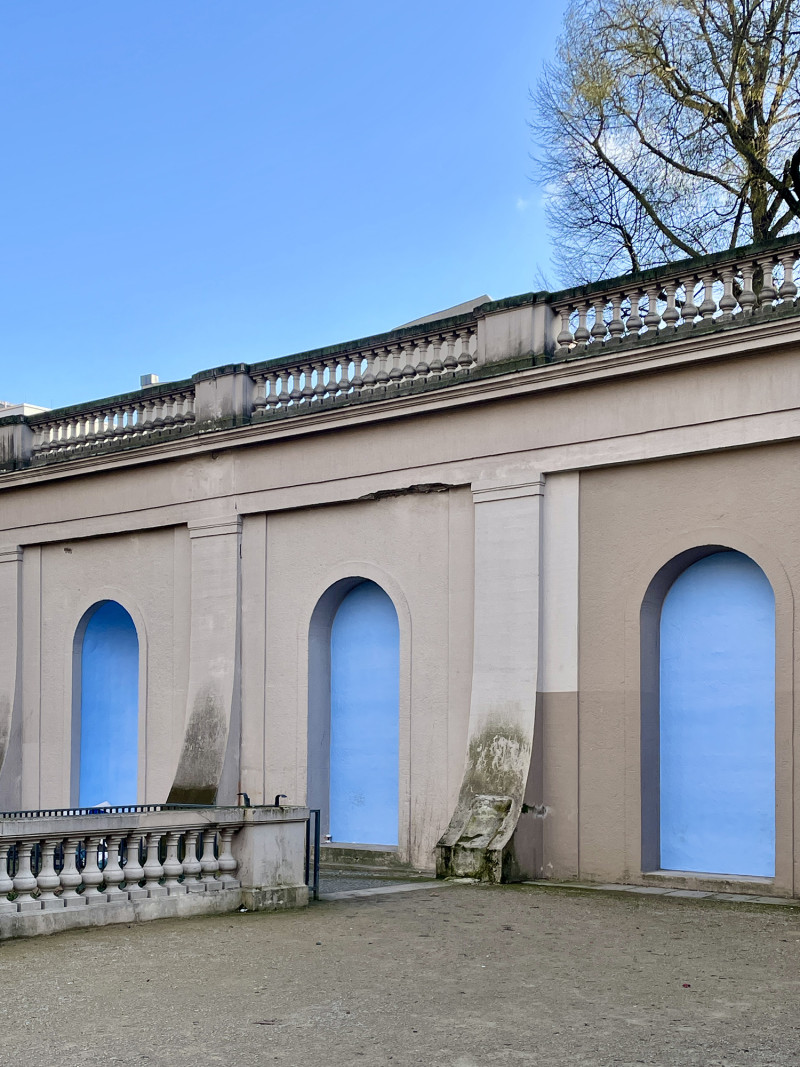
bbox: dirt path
[2,883,799,1066]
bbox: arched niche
[308,578,400,845]
[72,600,140,807]
[641,548,775,877]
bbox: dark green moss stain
[462,720,530,800]
[167,686,228,805]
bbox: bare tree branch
[533,0,800,283]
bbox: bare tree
[533,0,800,283]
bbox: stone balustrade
[6,234,800,475]
[551,237,800,354]
[0,804,310,940]
[250,322,477,417]
[28,382,196,460]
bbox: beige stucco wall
[12,526,191,810]
[242,488,474,868]
[2,307,800,877]
[577,445,799,895]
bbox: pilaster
[436,477,544,880]
[0,547,23,809]
[167,517,242,805]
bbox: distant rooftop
[0,402,49,418]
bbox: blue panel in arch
[660,551,775,876]
[79,601,139,807]
[330,581,399,845]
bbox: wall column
[436,477,543,881]
[168,517,242,805]
[0,547,23,809]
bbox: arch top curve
[632,527,793,626]
[302,561,412,646]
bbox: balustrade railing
[551,239,800,355]
[9,237,800,475]
[28,383,196,460]
[250,322,477,417]
[0,808,239,914]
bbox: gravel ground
[2,882,800,1066]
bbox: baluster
[590,300,607,345]
[643,285,661,331]
[387,343,404,383]
[143,831,166,896]
[183,390,196,424]
[759,257,778,309]
[429,335,445,374]
[287,367,302,405]
[307,361,323,402]
[217,827,239,887]
[0,841,15,910]
[92,410,107,444]
[607,293,625,341]
[263,371,280,412]
[151,395,166,429]
[681,277,699,323]
[350,353,364,393]
[337,353,352,394]
[199,829,221,890]
[71,415,86,451]
[661,280,680,329]
[697,272,717,320]
[301,363,315,403]
[140,397,156,431]
[120,405,132,438]
[361,349,377,391]
[103,833,126,900]
[457,327,475,369]
[59,836,86,905]
[442,333,459,372]
[627,290,644,334]
[556,305,574,351]
[778,253,798,303]
[251,374,267,413]
[37,837,65,909]
[415,337,431,379]
[81,834,106,903]
[162,830,187,894]
[375,347,391,387]
[399,340,416,380]
[166,396,182,430]
[317,359,334,402]
[738,263,757,315]
[14,840,40,910]
[85,412,100,445]
[573,303,591,346]
[123,831,146,899]
[718,267,737,321]
[162,396,176,429]
[182,829,205,892]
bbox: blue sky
[1,1,568,409]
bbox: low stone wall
[0,804,310,940]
